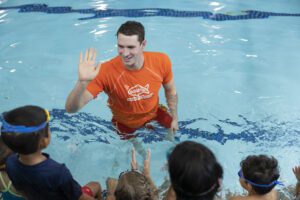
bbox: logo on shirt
[125,84,153,102]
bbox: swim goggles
[1,109,50,134]
[238,170,284,187]
[118,169,143,179]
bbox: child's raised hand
[106,177,118,200]
[293,166,300,181]
[131,147,138,170]
[144,148,151,177]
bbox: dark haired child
[1,105,102,200]
[165,141,223,200]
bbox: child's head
[115,170,156,200]
[0,137,13,166]
[239,155,280,195]
[168,141,223,200]
[1,105,50,155]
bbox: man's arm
[163,79,178,133]
[65,48,100,113]
[65,81,93,113]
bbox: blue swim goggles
[1,109,50,134]
[238,170,284,187]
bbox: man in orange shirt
[65,21,178,139]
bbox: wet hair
[241,155,280,195]
[168,141,223,200]
[0,137,13,166]
[116,21,145,43]
[1,105,49,155]
[114,171,157,200]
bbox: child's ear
[245,182,253,192]
[39,138,47,149]
[217,178,222,191]
[39,135,50,149]
[240,179,251,191]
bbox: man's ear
[141,40,147,48]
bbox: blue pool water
[1,0,300,197]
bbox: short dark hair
[0,137,13,165]
[168,141,223,200]
[241,155,279,195]
[116,21,145,43]
[115,171,157,200]
[1,105,49,155]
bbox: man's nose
[122,48,130,56]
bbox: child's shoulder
[42,154,73,178]
[5,153,18,167]
[228,195,246,200]
[41,154,70,172]
[228,195,258,200]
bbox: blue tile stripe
[0,4,300,21]
[1,109,299,145]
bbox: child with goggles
[0,105,102,200]
[230,155,283,200]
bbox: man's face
[117,33,145,69]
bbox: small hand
[131,147,138,170]
[78,48,101,82]
[293,166,300,181]
[143,148,151,177]
[106,178,118,197]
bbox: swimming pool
[1,0,300,197]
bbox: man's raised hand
[78,48,101,82]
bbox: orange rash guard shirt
[86,52,173,128]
